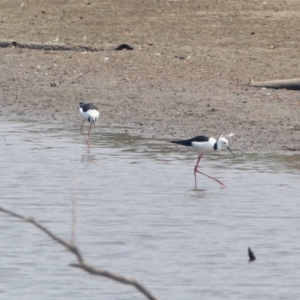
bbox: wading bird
[79,102,100,148]
[171,134,235,189]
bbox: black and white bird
[171,134,235,189]
[79,102,100,148]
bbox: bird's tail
[170,140,192,146]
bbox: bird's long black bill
[227,146,235,156]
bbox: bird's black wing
[171,135,209,147]
[80,102,98,112]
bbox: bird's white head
[217,137,229,150]
[216,136,235,155]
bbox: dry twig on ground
[0,40,113,52]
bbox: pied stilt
[171,134,235,189]
[79,102,100,148]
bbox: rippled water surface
[1,120,300,300]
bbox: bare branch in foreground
[0,205,161,300]
[71,173,77,244]
[70,263,160,300]
[0,205,84,263]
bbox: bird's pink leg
[86,123,92,148]
[195,170,226,187]
[194,154,203,189]
[80,120,89,146]
[194,154,226,188]
[80,120,85,134]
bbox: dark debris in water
[248,247,256,263]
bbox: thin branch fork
[71,263,159,300]
[0,205,161,300]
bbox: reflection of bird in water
[81,152,98,165]
[171,134,235,189]
[248,247,256,262]
[79,102,100,148]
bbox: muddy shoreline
[1,1,300,151]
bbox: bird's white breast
[79,108,100,122]
[191,137,216,154]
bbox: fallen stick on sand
[249,77,300,90]
[0,40,114,52]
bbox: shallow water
[0,120,300,300]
